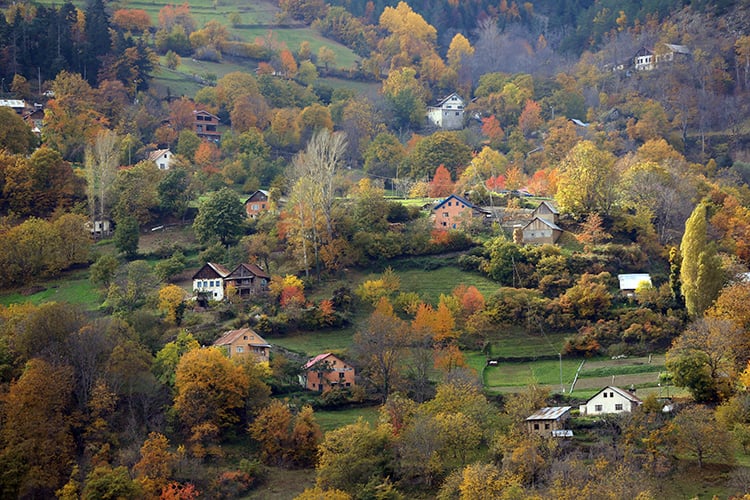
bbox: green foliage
[154,250,188,281]
[83,465,143,500]
[316,419,396,497]
[114,215,139,258]
[176,129,201,161]
[0,108,37,154]
[406,132,472,180]
[90,254,120,289]
[193,188,247,246]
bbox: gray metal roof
[526,406,572,421]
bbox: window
[236,346,244,353]
[533,423,539,430]
[209,281,214,287]
[615,404,623,411]
[595,404,603,411]
[443,212,449,217]
[252,204,259,210]
[455,111,460,115]
[544,423,550,429]
[339,372,345,379]
[261,203,266,209]
[448,201,452,206]
[603,393,607,398]
[197,281,202,288]
[345,382,351,387]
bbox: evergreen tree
[83,0,112,83]
[114,215,139,258]
[680,202,724,317]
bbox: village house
[213,327,271,362]
[617,273,652,297]
[301,353,356,393]
[147,148,174,170]
[634,43,691,71]
[0,99,27,115]
[23,106,44,134]
[244,190,270,218]
[224,263,270,297]
[193,109,221,142]
[192,262,231,301]
[426,92,465,130]
[525,406,572,437]
[579,386,642,416]
[432,194,491,230]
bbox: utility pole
[559,352,564,393]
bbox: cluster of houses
[209,322,648,421]
[211,325,356,393]
[526,385,644,437]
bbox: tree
[0,107,36,154]
[407,132,472,180]
[671,405,734,468]
[352,297,407,402]
[666,317,747,402]
[363,132,405,179]
[134,432,175,497]
[575,212,612,248]
[680,202,724,317]
[158,284,187,325]
[83,465,143,500]
[85,129,119,225]
[556,140,618,217]
[153,331,200,387]
[249,401,321,468]
[165,50,181,69]
[315,419,395,496]
[114,215,139,257]
[0,359,75,499]
[174,348,252,444]
[193,188,246,246]
[429,165,455,197]
[90,254,120,289]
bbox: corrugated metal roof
[526,406,572,421]
[618,274,651,291]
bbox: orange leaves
[428,165,455,198]
[481,115,505,145]
[112,9,152,32]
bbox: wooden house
[213,327,271,362]
[525,406,572,437]
[579,386,642,416]
[531,201,559,225]
[301,353,356,393]
[426,92,466,130]
[193,109,221,142]
[521,217,562,245]
[192,262,231,301]
[224,263,270,297]
[432,194,490,230]
[244,190,270,218]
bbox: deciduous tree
[193,188,246,246]
[555,140,618,217]
[680,202,724,317]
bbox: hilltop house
[526,406,572,437]
[301,353,356,393]
[244,190,270,218]
[213,327,271,362]
[634,43,691,71]
[432,194,491,230]
[193,109,221,142]
[192,262,231,301]
[0,99,26,115]
[579,386,642,416]
[521,217,562,245]
[427,93,465,130]
[23,106,44,134]
[224,263,270,297]
[147,148,174,170]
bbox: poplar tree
[680,202,724,317]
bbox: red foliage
[280,286,305,308]
[161,482,200,500]
[429,165,455,197]
[486,175,506,190]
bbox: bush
[194,46,222,62]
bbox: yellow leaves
[158,284,187,324]
[447,33,474,69]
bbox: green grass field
[313,405,380,432]
[396,267,501,304]
[271,327,356,357]
[0,269,102,311]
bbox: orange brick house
[244,190,270,218]
[301,353,355,393]
[213,327,271,362]
[431,194,491,230]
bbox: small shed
[525,406,571,436]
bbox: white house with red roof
[192,262,231,301]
